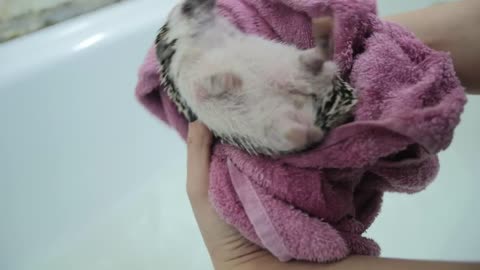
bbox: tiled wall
[0,0,125,42]
[0,0,458,43]
[1,0,72,21]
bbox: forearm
[385,0,480,93]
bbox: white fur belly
[180,48,321,152]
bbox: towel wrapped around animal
[135,0,466,262]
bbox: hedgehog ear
[195,72,243,102]
[206,72,243,94]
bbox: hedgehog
[155,0,357,156]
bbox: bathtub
[1,0,478,269]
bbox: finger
[186,121,213,201]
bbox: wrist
[211,247,283,270]
[384,8,441,50]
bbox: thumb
[186,121,213,201]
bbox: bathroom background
[1,0,477,270]
[0,0,124,42]
[0,0,456,42]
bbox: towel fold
[135,0,466,262]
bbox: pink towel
[135,0,466,262]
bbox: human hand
[184,17,337,270]
[183,14,480,270]
[186,121,282,270]
[384,0,480,93]
[185,122,480,270]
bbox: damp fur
[156,0,357,156]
